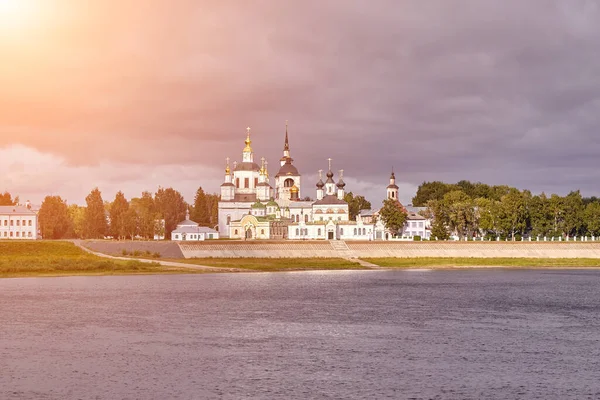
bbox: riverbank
[363,257,600,269]
[0,241,205,278]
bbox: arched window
[363,228,366,235]
[261,229,265,235]
[354,228,357,235]
[284,178,294,187]
[234,229,239,235]
[296,228,300,236]
[227,215,231,225]
[305,214,309,223]
[318,229,322,236]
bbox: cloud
[2,0,600,203]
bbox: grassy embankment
[363,257,600,269]
[0,241,201,278]
[168,258,365,272]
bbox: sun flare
[0,0,37,31]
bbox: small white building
[0,205,39,240]
[171,213,219,241]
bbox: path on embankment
[73,240,244,272]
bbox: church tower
[220,158,235,201]
[275,122,301,205]
[324,158,336,196]
[387,169,399,200]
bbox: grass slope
[0,241,198,278]
[170,257,365,271]
[364,257,600,268]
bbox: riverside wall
[178,241,600,259]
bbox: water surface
[2,270,600,399]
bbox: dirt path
[72,240,244,272]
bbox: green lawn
[169,257,365,271]
[0,241,201,278]
[364,257,600,268]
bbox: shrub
[132,250,141,257]
[152,252,161,259]
[121,249,128,256]
[413,236,421,241]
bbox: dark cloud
[2,0,600,204]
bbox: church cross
[328,158,332,171]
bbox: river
[1,270,600,399]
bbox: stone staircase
[330,240,356,259]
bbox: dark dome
[336,178,346,188]
[276,161,300,177]
[326,170,334,178]
[316,179,325,189]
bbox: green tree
[207,194,220,227]
[426,200,449,240]
[584,202,600,236]
[442,190,476,239]
[344,192,372,221]
[549,194,564,236]
[66,204,86,239]
[379,199,408,237]
[154,187,187,239]
[475,197,502,238]
[130,191,156,239]
[123,207,139,240]
[563,191,584,237]
[0,191,16,206]
[500,188,527,240]
[412,181,456,206]
[109,191,129,240]
[38,196,70,239]
[528,193,552,237]
[191,187,210,226]
[83,188,108,239]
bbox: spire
[284,120,289,152]
[225,157,231,175]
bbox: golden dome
[290,185,299,193]
[243,127,252,153]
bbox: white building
[0,205,39,240]
[171,212,219,241]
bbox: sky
[1,0,600,207]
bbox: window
[305,214,309,223]
[338,217,341,221]
[11,220,14,226]
[16,220,20,226]
[318,229,322,236]
[16,232,19,237]
[341,228,344,235]
[392,192,395,198]
[418,222,423,228]
[236,178,240,188]
[234,229,239,235]
[3,220,6,226]
[10,232,13,237]
[363,228,366,235]
[261,229,265,235]
[284,178,294,187]
[354,228,357,235]
[254,178,258,187]
[296,228,299,236]
[28,220,32,226]
[320,217,323,221]
[244,178,249,188]
[227,215,231,225]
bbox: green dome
[251,201,266,209]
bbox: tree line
[3,187,219,240]
[415,181,600,240]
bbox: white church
[216,125,431,240]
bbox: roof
[275,161,300,177]
[234,162,260,172]
[173,226,218,234]
[266,200,279,207]
[177,219,199,227]
[313,195,347,206]
[0,206,37,215]
[406,212,426,220]
[289,201,313,209]
[251,201,266,209]
[221,182,235,187]
[387,184,399,189]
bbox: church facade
[217,126,431,241]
